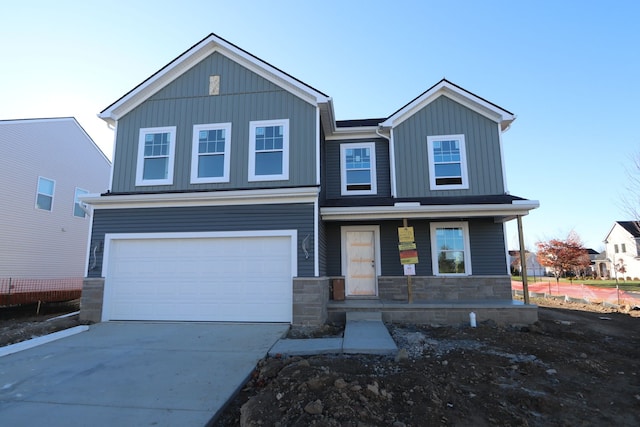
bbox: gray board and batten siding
[393,95,505,198]
[323,138,391,200]
[111,52,318,193]
[88,203,315,278]
[324,218,507,277]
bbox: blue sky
[2,0,638,250]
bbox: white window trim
[248,119,289,182]
[136,126,176,186]
[73,187,89,218]
[190,123,232,184]
[35,176,55,211]
[427,134,469,190]
[430,221,472,276]
[340,142,377,195]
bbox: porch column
[517,215,530,304]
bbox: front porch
[294,276,538,327]
[326,298,537,326]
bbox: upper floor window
[430,222,472,275]
[136,126,176,186]
[191,123,231,183]
[36,177,55,211]
[614,244,619,253]
[248,119,289,181]
[74,188,89,218]
[340,142,377,195]
[621,243,627,253]
[427,134,468,190]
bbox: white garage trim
[101,230,297,322]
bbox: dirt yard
[2,299,639,426]
[214,299,640,426]
[0,300,83,347]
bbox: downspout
[376,126,395,198]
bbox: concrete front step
[343,312,397,355]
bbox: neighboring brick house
[80,33,539,325]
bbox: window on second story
[136,126,176,186]
[36,177,55,211]
[249,119,289,181]
[191,123,231,183]
[427,134,469,190]
[622,243,626,253]
[430,222,472,275]
[340,142,377,195]
[74,188,89,218]
[614,244,619,253]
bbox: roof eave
[99,33,331,125]
[380,79,515,130]
[321,200,539,221]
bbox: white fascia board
[380,81,515,130]
[99,35,330,125]
[321,201,540,221]
[325,127,381,141]
[80,187,320,209]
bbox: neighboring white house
[602,221,640,280]
[508,250,547,277]
[0,118,111,279]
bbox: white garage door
[103,233,294,322]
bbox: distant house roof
[617,221,640,237]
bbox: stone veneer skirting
[378,275,513,301]
[79,275,532,327]
[79,276,331,326]
[79,277,105,323]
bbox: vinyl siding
[323,218,506,277]
[469,219,508,274]
[0,119,110,278]
[323,138,391,200]
[393,95,505,197]
[88,203,315,278]
[111,52,317,193]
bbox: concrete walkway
[0,322,288,426]
[270,312,397,357]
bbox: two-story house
[80,33,539,325]
[0,118,110,304]
[602,221,640,280]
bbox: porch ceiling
[320,200,539,222]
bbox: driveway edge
[0,325,90,358]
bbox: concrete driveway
[0,322,289,426]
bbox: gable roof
[617,221,640,237]
[380,79,516,131]
[0,117,111,165]
[99,33,332,126]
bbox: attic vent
[209,75,220,95]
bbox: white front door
[343,227,379,296]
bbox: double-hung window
[248,119,289,181]
[430,222,472,275]
[36,177,55,211]
[136,126,176,186]
[73,188,89,218]
[191,123,231,183]
[340,142,376,195]
[427,134,468,190]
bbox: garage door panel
[104,235,293,322]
